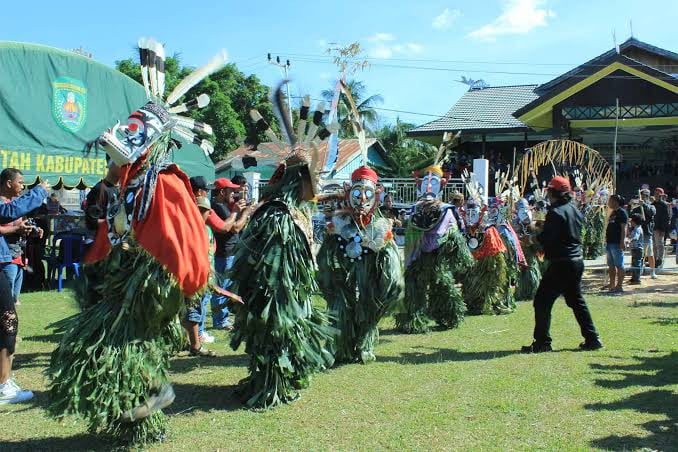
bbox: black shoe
[521,342,553,354]
[579,339,603,351]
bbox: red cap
[214,178,240,190]
[547,176,571,193]
[351,166,378,184]
[655,187,665,195]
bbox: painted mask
[348,178,378,217]
[99,102,173,166]
[516,198,532,225]
[417,166,446,200]
[465,201,481,226]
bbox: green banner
[0,41,214,188]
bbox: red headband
[351,166,378,184]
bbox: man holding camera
[210,178,256,330]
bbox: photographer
[0,172,50,404]
[210,178,256,330]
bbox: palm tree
[373,118,437,178]
[322,80,383,137]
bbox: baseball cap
[190,176,214,191]
[196,196,211,210]
[546,176,571,193]
[654,187,665,195]
[640,188,651,196]
[214,178,240,190]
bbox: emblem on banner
[52,77,87,132]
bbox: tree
[373,119,436,177]
[321,80,383,137]
[115,55,276,162]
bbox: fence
[257,177,466,205]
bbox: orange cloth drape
[472,226,507,260]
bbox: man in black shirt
[85,161,120,232]
[606,194,628,292]
[522,176,601,353]
[652,188,670,268]
[210,178,256,329]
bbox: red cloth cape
[472,226,507,260]
[85,165,209,297]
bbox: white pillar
[473,158,489,205]
[243,171,261,202]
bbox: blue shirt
[629,225,643,249]
[0,187,47,263]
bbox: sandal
[189,347,216,357]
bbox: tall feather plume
[166,49,228,105]
[168,94,210,114]
[173,127,214,156]
[272,81,296,147]
[146,38,158,98]
[249,109,286,153]
[150,39,166,97]
[296,95,310,143]
[171,115,213,135]
[138,37,150,98]
[303,102,325,145]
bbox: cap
[196,196,211,210]
[214,178,241,190]
[640,188,651,196]
[546,176,571,193]
[351,166,378,184]
[654,187,665,195]
[190,176,214,191]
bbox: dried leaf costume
[396,133,473,334]
[228,86,336,409]
[47,39,225,443]
[513,198,543,301]
[317,98,403,361]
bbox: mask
[466,204,480,226]
[516,199,532,225]
[99,102,173,166]
[417,172,444,199]
[348,179,378,218]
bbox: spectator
[628,214,644,285]
[652,188,670,268]
[0,178,49,404]
[46,193,65,215]
[85,160,120,233]
[188,176,217,345]
[0,169,44,307]
[379,194,402,227]
[211,178,256,330]
[521,176,601,353]
[449,192,465,232]
[631,189,656,279]
[231,175,250,203]
[179,196,217,357]
[605,194,627,293]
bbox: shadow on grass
[377,346,519,364]
[587,352,678,451]
[22,332,63,344]
[169,353,248,374]
[630,300,678,308]
[12,352,51,370]
[0,433,118,451]
[167,382,244,415]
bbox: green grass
[1,286,676,451]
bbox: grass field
[0,279,676,451]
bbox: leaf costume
[582,205,606,259]
[47,39,224,444]
[318,165,404,363]
[229,86,337,409]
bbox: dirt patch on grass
[582,272,678,299]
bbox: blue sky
[3,0,677,126]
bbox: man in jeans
[628,214,644,285]
[631,189,656,278]
[606,195,628,293]
[521,176,602,353]
[211,178,256,330]
[652,188,670,268]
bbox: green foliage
[373,119,436,177]
[582,207,606,259]
[115,56,276,161]
[321,79,383,137]
[516,244,542,301]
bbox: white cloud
[468,0,556,41]
[432,8,461,31]
[365,34,424,59]
[367,32,396,42]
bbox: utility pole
[613,97,619,190]
[268,54,292,121]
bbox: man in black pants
[522,176,603,353]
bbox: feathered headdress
[419,131,460,177]
[246,81,339,195]
[495,169,519,204]
[462,169,484,205]
[99,38,226,166]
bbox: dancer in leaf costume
[228,86,336,408]
[514,198,543,301]
[460,172,511,315]
[47,39,225,443]
[396,133,474,334]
